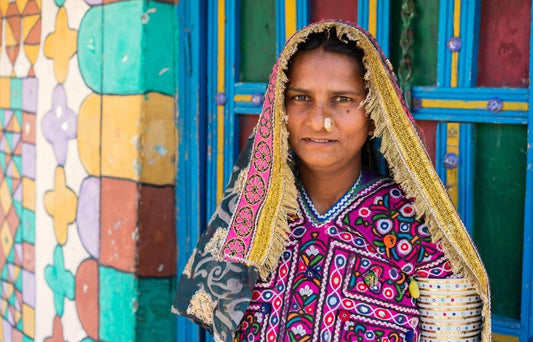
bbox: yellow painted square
[0,222,13,259]
[0,78,10,108]
[22,178,35,210]
[22,304,35,338]
[101,95,143,181]
[77,94,102,177]
[0,181,12,214]
[140,92,177,186]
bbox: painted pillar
[75,1,178,341]
[2,0,181,340]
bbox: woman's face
[285,48,368,175]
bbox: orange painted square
[22,113,35,144]
[22,242,34,272]
[100,177,138,272]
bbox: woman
[173,21,490,342]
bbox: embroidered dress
[234,171,452,342]
[172,21,490,342]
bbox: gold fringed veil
[218,21,491,340]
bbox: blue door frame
[176,1,533,340]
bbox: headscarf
[173,21,491,342]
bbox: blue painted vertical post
[520,1,533,336]
[224,0,239,183]
[376,0,390,57]
[176,1,205,341]
[206,0,219,217]
[296,0,309,30]
[276,0,287,55]
[456,0,481,231]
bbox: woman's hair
[288,27,366,78]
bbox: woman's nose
[309,103,328,131]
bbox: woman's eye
[333,96,351,102]
[293,95,308,101]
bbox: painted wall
[0,0,178,340]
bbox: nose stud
[324,117,334,132]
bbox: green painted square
[7,248,14,263]
[23,335,33,342]
[5,177,12,193]
[99,266,137,342]
[13,155,21,174]
[1,266,8,281]
[10,79,22,111]
[5,132,12,152]
[0,152,5,171]
[8,292,16,306]
[14,228,22,243]
[14,269,22,290]
[136,277,176,342]
[22,209,35,244]
[13,200,22,220]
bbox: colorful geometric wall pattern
[0,0,39,340]
[0,77,36,341]
[39,0,177,340]
[3,0,177,339]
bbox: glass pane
[390,0,440,86]
[240,0,276,82]
[473,124,527,319]
[477,0,531,88]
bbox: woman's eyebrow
[286,87,310,93]
[330,90,365,96]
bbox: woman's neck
[298,164,362,215]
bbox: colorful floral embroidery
[234,174,452,342]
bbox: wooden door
[177,1,533,340]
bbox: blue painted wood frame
[357,1,390,176]
[524,4,533,340]
[177,1,533,340]
[176,1,206,341]
[412,0,533,339]
[206,0,219,218]
[357,0,390,57]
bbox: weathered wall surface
[0,0,178,340]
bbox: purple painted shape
[6,308,13,325]
[41,84,77,166]
[4,110,12,128]
[84,0,103,5]
[15,244,22,264]
[0,136,5,153]
[12,133,21,150]
[22,78,38,113]
[22,270,35,307]
[8,264,15,282]
[13,183,21,202]
[3,319,11,341]
[6,161,13,177]
[21,143,35,179]
[77,177,100,258]
[13,294,21,311]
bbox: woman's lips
[303,138,337,144]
